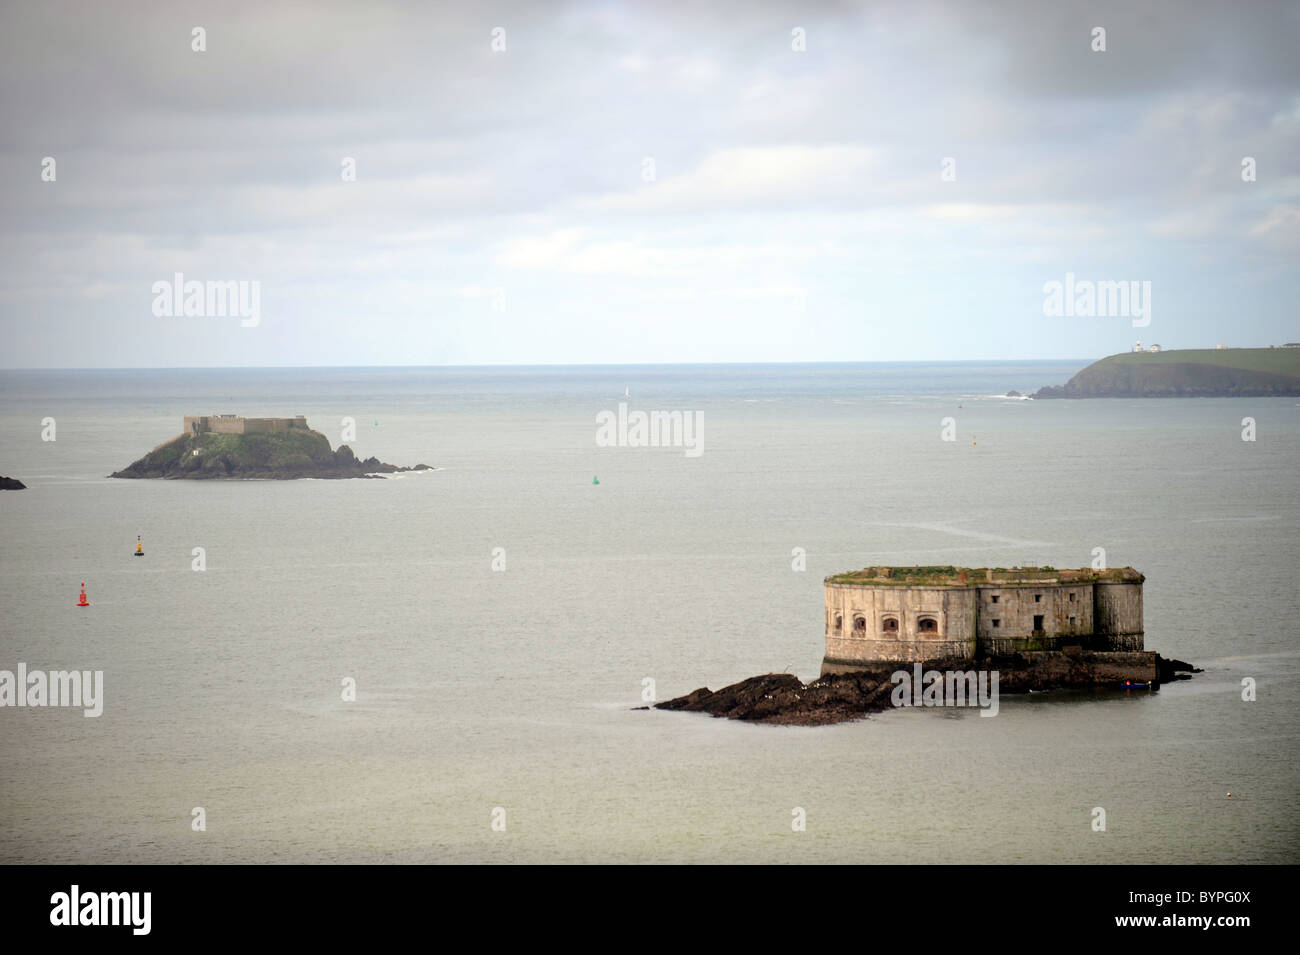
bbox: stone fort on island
[823,566,1144,673]
[184,414,309,435]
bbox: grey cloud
[0,0,1295,367]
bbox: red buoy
[77,583,89,607]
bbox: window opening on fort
[918,618,937,633]
[1033,614,1044,631]
[881,617,898,633]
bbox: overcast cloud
[1,0,1296,366]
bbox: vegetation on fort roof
[827,565,1141,586]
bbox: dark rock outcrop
[0,476,26,490]
[653,654,1198,726]
[656,670,899,726]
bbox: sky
[0,0,1296,368]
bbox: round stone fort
[823,565,1143,673]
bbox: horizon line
[0,357,1100,372]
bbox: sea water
[0,363,1296,863]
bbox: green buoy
[592,476,599,485]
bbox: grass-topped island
[110,415,431,480]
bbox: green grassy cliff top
[1035,347,1300,398]
[1101,347,1300,375]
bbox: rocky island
[110,415,432,480]
[654,565,1199,726]
[656,654,1198,726]
[1034,346,1300,398]
[0,475,26,490]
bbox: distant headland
[1034,345,1300,398]
[654,565,1197,725]
[110,415,432,480]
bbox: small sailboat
[624,386,630,398]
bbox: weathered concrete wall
[183,415,308,436]
[997,650,1158,683]
[185,415,245,434]
[241,417,308,434]
[824,583,976,664]
[976,582,1094,651]
[825,574,1143,664]
[821,649,1158,681]
[1095,582,1143,642]
[980,633,1128,654]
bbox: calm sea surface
[1,363,1297,863]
